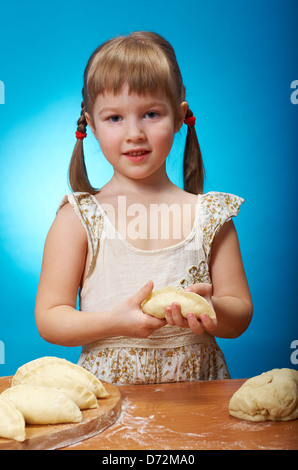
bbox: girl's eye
[145,111,159,119]
[108,115,122,122]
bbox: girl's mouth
[123,150,150,162]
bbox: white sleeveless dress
[58,191,244,385]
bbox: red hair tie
[76,131,87,140]
[184,116,196,127]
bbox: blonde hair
[69,31,205,194]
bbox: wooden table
[1,377,297,450]
[62,379,297,450]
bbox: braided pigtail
[183,108,205,195]
[68,102,98,194]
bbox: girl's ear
[85,112,95,134]
[175,101,188,133]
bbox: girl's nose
[125,119,146,142]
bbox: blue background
[0,0,297,379]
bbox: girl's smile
[123,149,151,162]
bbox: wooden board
[0,376,121,450]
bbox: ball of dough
[141,286,216,320]
[229,368,298,422]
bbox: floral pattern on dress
[78,343,230,385]
[70,193,104,277]
[179,261,211,288]
[200,192,244,261]
[75,193,104,242]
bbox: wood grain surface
[61,379,298,450]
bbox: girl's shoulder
[56,191,104,245]
[200,191,244,213]
[58,191,97,212]
[199,191,244,260]
[172,189,244,220]
[57,192,104,223]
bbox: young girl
[35,31,253,384]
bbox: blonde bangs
[85,34,180,113]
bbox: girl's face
[86,85,187,185]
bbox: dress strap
[200,192,244,261]
[57,192,104,278]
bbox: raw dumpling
[2,385,82,425]
[17,374,98,410]
[141,286,216,320]
[0,396,26,442]
[229,368,298,422]
[12,356,109,398]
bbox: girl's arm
[207,219,253,338]
[165,220,253,338]
[35,204,165,347]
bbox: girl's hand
[165,283,217,336]
[112,280,167,338]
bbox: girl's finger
[184,283,213,297]
[133,280,154,306]
[170,303,189,327]
[186,312,204,335]
[165,306,174,324]
[199,313,217,333]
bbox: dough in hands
[2,385,82,425]
[0,395,26,442]
[229,368,298,422]
[141,286,216,320]
[12,356,109,398]
[17,374,98,410]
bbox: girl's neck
[104,167,175,197]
